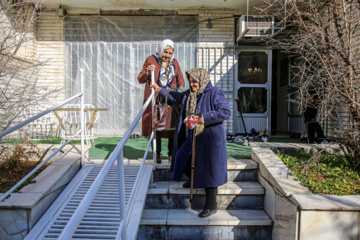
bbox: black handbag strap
[165,89,169,107]
[154,89,170,108]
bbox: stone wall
[0,145,84,240]
[251,142,360,240]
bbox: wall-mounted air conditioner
[236,15,275,41]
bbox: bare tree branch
[259,0,360,168]
[0,0,60,135]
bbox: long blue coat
[158,81,231,188]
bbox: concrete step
[138,209,272,240]
[153,159,259,182]
[146,181,265,210]
[139,158,272,239]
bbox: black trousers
[156,137,173,156]
[152,137,174,156]
[304,106,325,143]
[185,159,218,210]
[305,119,325,143]
[204,187,218,210]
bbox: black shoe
[182,181,190,188]
[199,208,217,218]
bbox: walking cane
[190,125,197,202]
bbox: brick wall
[198,9,235,46]
[197,10,236,133]
[36,11,65,102]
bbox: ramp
[25,164,153,240]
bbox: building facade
[33,2,304,138]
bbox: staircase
[137,159,273,240]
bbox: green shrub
[277,150,360,195]
[0,138,50,192]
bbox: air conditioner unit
[236,15,275,41]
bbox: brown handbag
[153,90,172,131]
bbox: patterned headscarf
[155,39,176,89]
[185,68,210,116]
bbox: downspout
[233,16,238,134]
[296,206,301,240]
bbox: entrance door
[287,58,305,134]
[235,50,272,135]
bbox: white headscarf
[155,39,176,89]
[157,39,175,62]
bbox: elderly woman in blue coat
[151,68,231,218]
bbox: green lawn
[4,136,303,160]
[90,137,252,160]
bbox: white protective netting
[64,15,198,136]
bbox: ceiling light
[56,5,66,17]
[206,19,212,29]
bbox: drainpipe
[234,16,238,134]
[296,206,301,240]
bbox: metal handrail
[0,93,82,139]
[0,69,86,202]
[58,71,157,240]
[126,130,155,217]
[0,129,82,202]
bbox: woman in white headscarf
[138,39,185,163]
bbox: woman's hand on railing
[146,64,156,77]
[150,83,161,93]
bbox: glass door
[235,50,272,135]
[287,57,305,134]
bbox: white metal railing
[0,69,86,202]
[58,70,157,240]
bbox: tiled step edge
[141,209,272,226]
[227,159,259,170]
[148,181,264,195]
[155,159,258,171]
[126,165,153,240]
